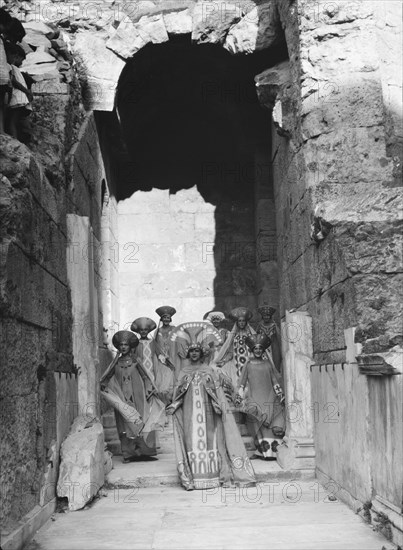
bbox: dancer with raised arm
[166,322,256,491]
[217,306,256,387]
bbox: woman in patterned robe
[167,327,256,491]
[218,307,256,387]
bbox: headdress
[257,303,276,317]
[229,307,253,322]
[112,330,139,350]
[155,305,176,318]
[245,333,271,351]
[171,322,223,356]
[131,317,157,332]
[203,310,225,323]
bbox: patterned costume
[218,307,256,387]
[168,324,256,490]
[131,317,157,382]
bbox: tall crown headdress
[171,322,223,355]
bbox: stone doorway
[97,36,285,328]
[96,35,288,460]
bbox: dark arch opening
[96,34,287,319]
[115,34,287,202]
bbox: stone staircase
[104,417,314,490]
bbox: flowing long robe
[238,356,285,458]
[101,354,165,459]
[170,362,256,490]
[152,325,176,403]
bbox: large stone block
[225,4,281,54]
[163,9,192,34]
[73,33,124,110]
[0,394,40,528]
[304,28,379,77]
[74,32,125,83]
[354,273,403,353]
[5,245,57,329]
[57,415,105,511]
[310,277,357,357]
[106,14,168,59]
[0,319,42,399]
[301,77,384,141]
[192,1,242,44]
[302,126,394,187]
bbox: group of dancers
[100,304,286,491]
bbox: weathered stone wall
[268,0,402,359]
[261,0,402,542]
[0,38,115,537]
[0,46,84,527]
[1,0,401,543]
[0,134,73,531]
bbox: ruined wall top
[8,0,284,110]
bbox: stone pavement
[26,483,392,550]
[25,424,392,550]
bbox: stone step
[106,454,315,489]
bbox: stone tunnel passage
[96,35,288,327]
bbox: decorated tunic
[170,363,256,490]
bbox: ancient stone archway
[71,1,284,111]
[1,1,401,545]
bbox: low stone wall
[311,359,403,546]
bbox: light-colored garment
[101,354,165,459]
[238,356,285,458]
[0,38,10,86]
[152,324,176,401]
[171,362,256,490]
[9,65,31,109]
